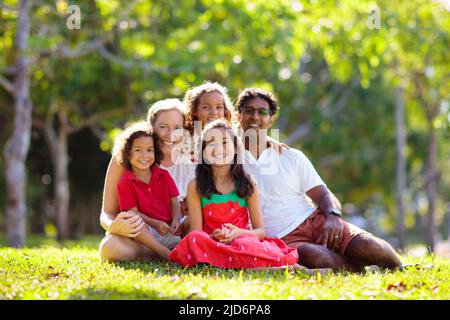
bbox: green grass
[0,235,449,300]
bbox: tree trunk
[40,103,71,240]
[425,126,438,252]
[55,129,70,240]
[395,86,406,250]
[4,0,32,248]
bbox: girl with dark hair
[169,120,328,273]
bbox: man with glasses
[236,87,402,272]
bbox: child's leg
[133,226,171,260]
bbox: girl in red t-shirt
[112,121,184,261]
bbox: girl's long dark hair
[196,120,254,199]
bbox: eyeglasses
[242,107,272,117]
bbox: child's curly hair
[183,81,235,134]
[112,121,162,170]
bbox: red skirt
[169,230,298,268]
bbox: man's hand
[109,211,145,238]
[317,213,344,251]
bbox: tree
[28,0,135,239]
[0,0,32,247]
[293,0,449,250]
[395,86,407,250]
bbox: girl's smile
[130,136,155,172]
[203,127,235,166]
[194,91,226,126]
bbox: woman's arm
[100,157,125,232]
[186,179,203,232]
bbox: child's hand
[170,219,182,236]
[212,227,229,241]
[220,224,244,244]
[155,221,171,236]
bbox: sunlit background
[0,0,449,257]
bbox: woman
[99,98,195,262]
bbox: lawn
[0,235,449,300]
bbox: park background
[0,0,449,258]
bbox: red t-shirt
[117,166,179,224]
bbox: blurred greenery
[0,0,449,247]
[0,233,102,249]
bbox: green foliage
[0,0,449,239]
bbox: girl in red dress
[169,120,331,274]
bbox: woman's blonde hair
[146,98,187,127]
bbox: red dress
[169,191,298,268]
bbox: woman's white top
[158,153,196,202]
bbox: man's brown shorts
[281,209,367,256]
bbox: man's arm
[306,185,342,214]
[306,185,344,251]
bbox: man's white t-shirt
[243,147,326,238]
[159,153,196,202]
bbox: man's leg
[282,210,362,272]
[344,233,402,270]
[297,243,363,273]
[99,233,156,262]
